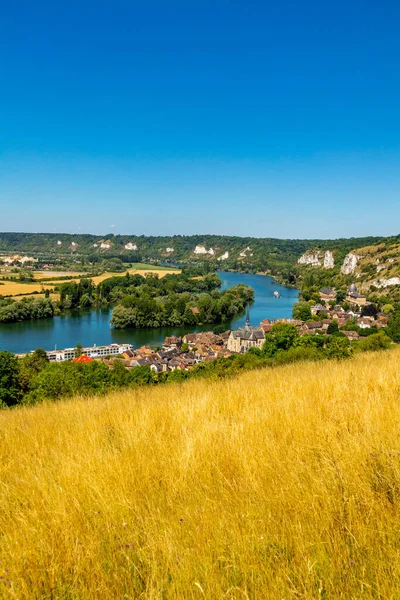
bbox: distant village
[19,282,388,372]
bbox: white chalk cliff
[341,253,358,275]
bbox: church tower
[245,303,250,328]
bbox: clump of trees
[111,284,254,329]
[108,272,254,329]
[0,297,54,323]
[0,349,153,407]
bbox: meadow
[2,350,400,598]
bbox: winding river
[0,271,298,354]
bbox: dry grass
[2,351,400,598]
[0,281,54,296]
[47,267,180,286]
[0,266,180,297]
[32,271,82,280]
[88,267,180,286]
[11,293,60,302]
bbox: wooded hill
[0,231,393,275]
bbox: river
[0,271,298,354]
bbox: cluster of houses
[103,331,233,373]
[319,283,367,306]
[18,282,388,369]
[258,283,388,343]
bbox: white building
[46,343,133,362]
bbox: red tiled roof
[71,355,93,363]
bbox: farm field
[32,271,82,279]
[0,265,180,297]
[0,281,55,296]
[11,293,61,302]
[2,349,400,597]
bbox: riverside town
[15,283,388,373]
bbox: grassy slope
[2,351,400,598]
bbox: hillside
[2,351,400,598]
[297,240,400,302]
[0,231,390,275]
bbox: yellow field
[11,293,60,302]
[0,281,55,296]
[32,271,82,279]
[2,350,400,597]
[96,267,179,283]
[0,266,180,297]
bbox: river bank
[0,272,298,354]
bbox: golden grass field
[11,293,61,302]
[3,350,400,598]
[0,281,55,296]
[0,265,180,297]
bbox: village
[32,283,388,372]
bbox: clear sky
[1,0,400,239]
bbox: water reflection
[0,272,298,354]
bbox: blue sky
[1,0,400,239]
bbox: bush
[292,302,312,321]
[357,332,392,352]
[275,346,323,365]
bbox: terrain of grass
[2,350,400,598]
[10,293,60,302]
[0,265,180,297]
[32,271,82,280]
[0,281,55,296]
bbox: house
[346,284,367,306]
[227,325,265,353]
[260,319,273,333]
[135,345,154,356]
[377,313,389,325]
[71,355,93,364]
[357,317,374,330]
[319,288,336,301]
[183,333,198,346]
[300,321,323,335]
[341,330,360,341]
[163,336,182,348]
[311,304,327,316]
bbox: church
[227,305,265,353]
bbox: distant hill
[0,230,395,274]
[296,239,400,301]
[1,348,400,597]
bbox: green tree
[263,323,298,357]
[0,351,21,407]
[324,336,352,359]
[358,331,391,352]
[327,321,339,335]
[382,304,394,314]
[292,302,312,321]
[387,311,400,343]
[336,290,346,303]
